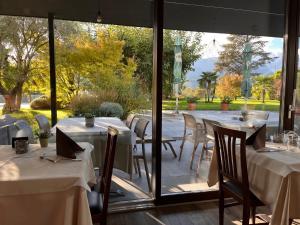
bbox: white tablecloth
[0,143,96,225]
[51,117,134,176]
[208,143,300,225]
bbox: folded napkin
[56,128,84,159]
[246,124,266,150]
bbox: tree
[197,72,218,102]
[112,27,204,98]
[0,16,48,112]
[215,35,274,75]
[33,23,137,106]
[215,74,242,100]
[251,75,275,103]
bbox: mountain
[185,56,283,88]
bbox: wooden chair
[179,113,206,169]
[133,118,152,192]
[87,126,119,225]
[35,114,51,133]
[212,124,265,225]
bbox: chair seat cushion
[223,181,264,207]
[87,191,103,215]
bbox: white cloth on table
[0,143,96,225]
[51,117,134,176]
[207,142,300,225]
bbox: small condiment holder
[15,139,29,154]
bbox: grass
[0,109,72,132]
[1,98,279,132]
[162,98,280,111]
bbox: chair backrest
[0,126,9,145]
[100,126,118,215]
[134,118,149,139]
[35,115,51,133]
[0,114,17,127]
[182,113,197,129]
[125,114,136,129]
[212,125,250,195]
[202,118,222,140]
[15,120,35,143]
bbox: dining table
[0,142,96,225]
[193,111,278,137]
[51,117,134,177]
[207,142,300,225]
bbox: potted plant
[39,132,50,148]
[220,96,232,111]
[186,97,198,110]
[85,113,95,127]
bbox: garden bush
[30,95,50,109]
[69,94,101,116]
[99,102,124,118]
[30,95,63,110]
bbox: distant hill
[185,56,283,88]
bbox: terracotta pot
[188,103,197,110]
[39,138,48,148]
[221,103,229,111]
[85,117,95,127]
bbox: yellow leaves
[215,74,242,99]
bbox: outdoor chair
[88,126,118,225]
[179,113,206,169]
[125,114,137,129]
[242,110,269,121]
[133,118,152,192]
[15,120,35,143]
[213,124,266,225]
[35,114,51,134]
[0,114,17,127]
[196,118,222,171]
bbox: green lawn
[1,98,279,132]
[0,109,72,132]
[162,98,280,111]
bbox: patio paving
[111,110,279,203]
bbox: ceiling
[0,0,285,37]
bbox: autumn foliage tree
[0,16,48,112]
[215,74,242,100]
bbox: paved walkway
[140,110,280,139]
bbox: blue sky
[201,33,284,59]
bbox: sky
[200,32,284,59]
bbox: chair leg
[190,141,199,169]
[251,207,256,225]
[242,203,250,225]
[142,143,152,192]
[219,189,224,225]
[163,142,168,150]
[133,158,138,174]
[196,144,206,174]
[136,158,141,177]
[179,137,186,161]
[165,142,177,158]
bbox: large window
[161,1,284,196]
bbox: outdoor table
[51,117,134,176]
[207,142,300,225]
[194,111,278,137]
[0,142,96,225]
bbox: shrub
[69,94,101,116]
[30,95,50,109]
[99,102,124,118]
